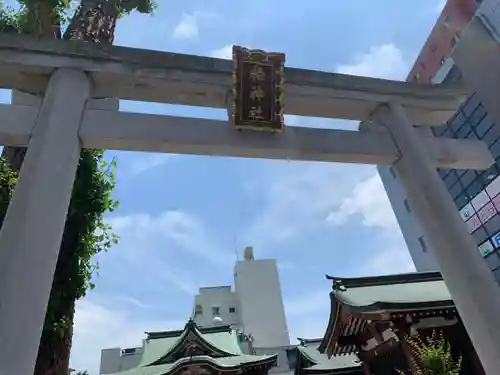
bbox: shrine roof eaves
[326,271,453,312]
[108,354,278,375]
[146,323,232,340]
[295,341,360,373]
[325,271,443,288]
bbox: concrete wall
[254,346,295,375]
[99,347,142,374]
[478,0,500,36]
[407,0,478,83]
[377,0,478,271]
[378,165,439,271]
[192,286,242,329]
[234,258,290,348]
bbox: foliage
[43,150,119,336]
[398,331,462,375]
[0,0,157,338]
[0,157,18,220]
[0,1,22,32]
[0,1,158,371]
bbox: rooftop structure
[319,272,484,374]
[289,339,362,375]
[102,319,277,375]
[192,248,290,349]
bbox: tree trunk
[33,0,119,369]
[0,2,120,374]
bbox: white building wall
[234,258,290,348]
[99,348,142,374]
[478,0,500,38]
[192,286,242,329]
[377,164,439,271]
[378,2,500,272]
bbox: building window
[412,73,420,83]
[390,167,397,179]
[431,44,438,53]
[404,199,411,213]
[443,15,451,27]
[212,306,220,316]
[451,33,460,47]
[439,57,446,66]
[418,236,427,252]
[229,307,236,313]
[195,305,203,315]
[486,253,500,271]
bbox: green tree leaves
[398,330,462,375]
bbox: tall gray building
[380,1,500,279]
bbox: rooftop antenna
[234,234,239,261]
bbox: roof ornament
[243,246,255,261]
[213,316,224,325]
[332,279,347,292]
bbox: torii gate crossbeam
[0,33,499,375]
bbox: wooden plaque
[231,46,285,132]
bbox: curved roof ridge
[326,271,443,289]
[141,319,241,367]
[297,337,323,346]
[110,353,278,375]
[146,319,232,339]
[166,353,277,370]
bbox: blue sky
[1,0,446,373]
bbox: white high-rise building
[99,247,293,375]
[192,246,290,348]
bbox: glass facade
[432,85,500,283]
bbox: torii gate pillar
[373,102,500,375]
[0,68,91,375]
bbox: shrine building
[102,319,278,375]
[318,271,484,374]
[287,338,363,375]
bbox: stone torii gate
[0,33,500,375]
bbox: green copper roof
[327,271,454,311]
[139,323,242,366]
[108,320,277,375]
[109,355,277,375]
[296,340,360,373]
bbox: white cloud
[172,13,200,40]
[244,162,375,252]
[127,153,173,175]
[71,299,184,375]
[210,44,255,60]
[70,211,230,373]
[326,173,398,232]
[108,210,233,268]
[326,173,415,274]
[336,44,410,81]
[210,44,233,59]
[246,43,416,336]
